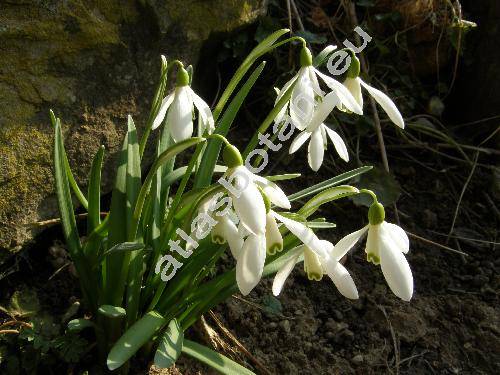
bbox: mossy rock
[0,0,267,258]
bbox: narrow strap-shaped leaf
[313,45,337,67]
[288,166,372,202]
[53,115,82,259]
[52,112,96,310]
[298,185,360,217]
[182,339,255,375]
[131,137,206,240]
[103,115,141,306]
[194,62,266,188]
[154,319,183,368]
[213,28,289,120]
[140,55,168,157]
[242,76,298,159]
[87,145,105,234]
[67,319,94,332]
[97,242,144,264]
[98,305,126,318]
[107,311,166,371]
[64,152,89,210]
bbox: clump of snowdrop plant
[51,30,411,373]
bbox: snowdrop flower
[272,240,358,299]
[274,46,363,131]
[195,194,243,259]
[152,66,214,142]
[236,211,332,296]
[334,199,413,301]
[342,53,404,128]
[289,90,350,171]
[219,145,290,236]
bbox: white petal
[379,232,413,301]
[383,222,409,254]
[275,74,297,104]
[253,175,291,209]
[306,91,341,132]
[332,225,369,261]
[272,247,302,296]
[289,131,311,154]
[265,213,283,254]
[290,69,314,130]
[308,128,324,171]
[307,66,323,96]
[323,126,349,162]
[221,216,244,260]
[230,168,266,235]
[314,68,363,115]
[274,101,288,125]
[359,79,404,128]
[166,87,193,142]
[272,212,328,259]
[190,88,215,134]
[343,77,363,108]
[324,258,359,299]
[152,93,174,130]
[236,234,266,296]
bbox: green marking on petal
[367,252,380,265]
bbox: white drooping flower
[334,202,413,301]
[195,194,243,259]
[152,67,214,142]
[220,157,291,236]
[272,239,358,299]
[289,91,350,171]
[342,54,404,128]
[236,211,332,296]
[274,46,363,131]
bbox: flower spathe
[272,239,359,299]
[289,91,350,171]
[152,70,214,142]
[334,220,413,301]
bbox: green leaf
[194,62,266,188]
[87,145,104,234]
[107,311,166,371]
[99,242,144,262]
[140,55,168,157]
[67,319,94,332]
[313,45,337,67]
[64,151,88,210]
[52,112,82,260]
[182,339,255,375]
[305,221,336,229]
[98,305,126,318]
[132,137,207,237]
[242,75,298,159]
[265,173,301,182]
[213,28,289,120]
[103,115,141,306]
[298,185,359,217]
[288,166,372,202]
[154,319,183,368]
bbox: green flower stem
[358,188,378,204]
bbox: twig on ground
[407,231,468,256]
[28,212,108,227]
[342,0,400,223]
[208,311,272,375]
[377,305,400,375]
[290,0,305,32]
[447,152,479,242]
